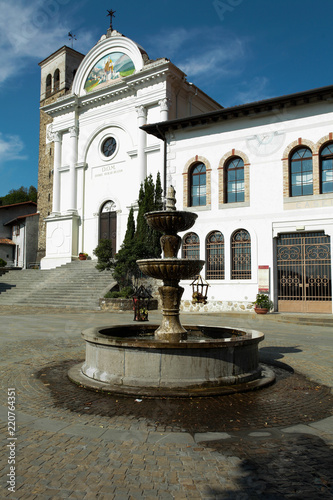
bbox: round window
[102,137,117,157]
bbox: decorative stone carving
[136,105,147,120]
[159,98,171,112]
[69,126,79,138]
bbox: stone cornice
[41,60,174,117]
[143,84,333,140]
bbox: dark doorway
[99,201,117,256]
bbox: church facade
[37,28,333,313]
[37,29,221,270]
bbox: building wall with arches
[158,94,333,311]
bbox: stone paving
[0,306,332,499]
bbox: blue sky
[0,0,333,196]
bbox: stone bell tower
[37,46,85,262]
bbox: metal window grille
[206,231,224,279]
[182,233,200,260]
[277,232,332,303]
[231,229,251,279]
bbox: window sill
[284,192,333,210]
[218,201,250,209]
[184,205,211,212]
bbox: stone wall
[99,298,158,312]
[181,300,255,313]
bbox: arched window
[182,233,200,260]
[46,74,52,97]
[225,157,244,203]
[190,163,206,206]
[206,231,224,279]
[320,143,333,194]
[53,69,60,92]
[290,147,313,196]
[231,229,251,279]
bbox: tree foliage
[111,173,163,288]
[0,186,37,206]
[93,239,113,271]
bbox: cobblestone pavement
[0,307,332,499]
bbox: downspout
[156,125,167,204]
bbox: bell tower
[37,46,85,262]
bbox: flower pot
[254,307,268,315]
[79,254,87,261]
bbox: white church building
[38,27,333,314]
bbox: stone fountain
[69,187,274,397]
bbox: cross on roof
[107,9,116,31]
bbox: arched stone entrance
[99,201,117,256]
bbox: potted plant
[253,293,273,314]
[79,252,88,261]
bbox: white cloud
[145,26,247,80]
[234,76,270,104]
[0,133,26,162]
[0,0,94,84]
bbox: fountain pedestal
[137,190,205,341]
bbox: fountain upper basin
[137,258,205,281]
[144,210,198,234]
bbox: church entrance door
[99,201,117,256]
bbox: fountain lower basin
[68,324,274,397]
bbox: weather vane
[107,9,116,31]
[68,31,77,49]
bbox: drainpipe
[156,125,167,204]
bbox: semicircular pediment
[72,35,146,96]
[84,51,135,93]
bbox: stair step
[0,260,115,309]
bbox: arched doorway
[99,201,117,256]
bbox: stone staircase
[0,260,115,310]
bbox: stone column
[136,105,147,183]
[68,125,79,213]
[159,98,170,121]
[52,131,61,214]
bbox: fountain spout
[165,185,177,211]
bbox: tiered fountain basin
[68,187,275,397]
[136,258,204,281]
[68,324,274,397]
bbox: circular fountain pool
[68,324,274,397]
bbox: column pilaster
[68,125,79,213]
[52,131,61,214]
[136,105,147,183]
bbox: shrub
[104,286,134,299]
[0,258,7,268]
[93,239,113,271]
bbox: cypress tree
[111,173,163,288]
[123,207,135,246]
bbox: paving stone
[0,308,332,499]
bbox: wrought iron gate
[277,232,332,313]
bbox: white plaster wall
[169,101,333,307]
